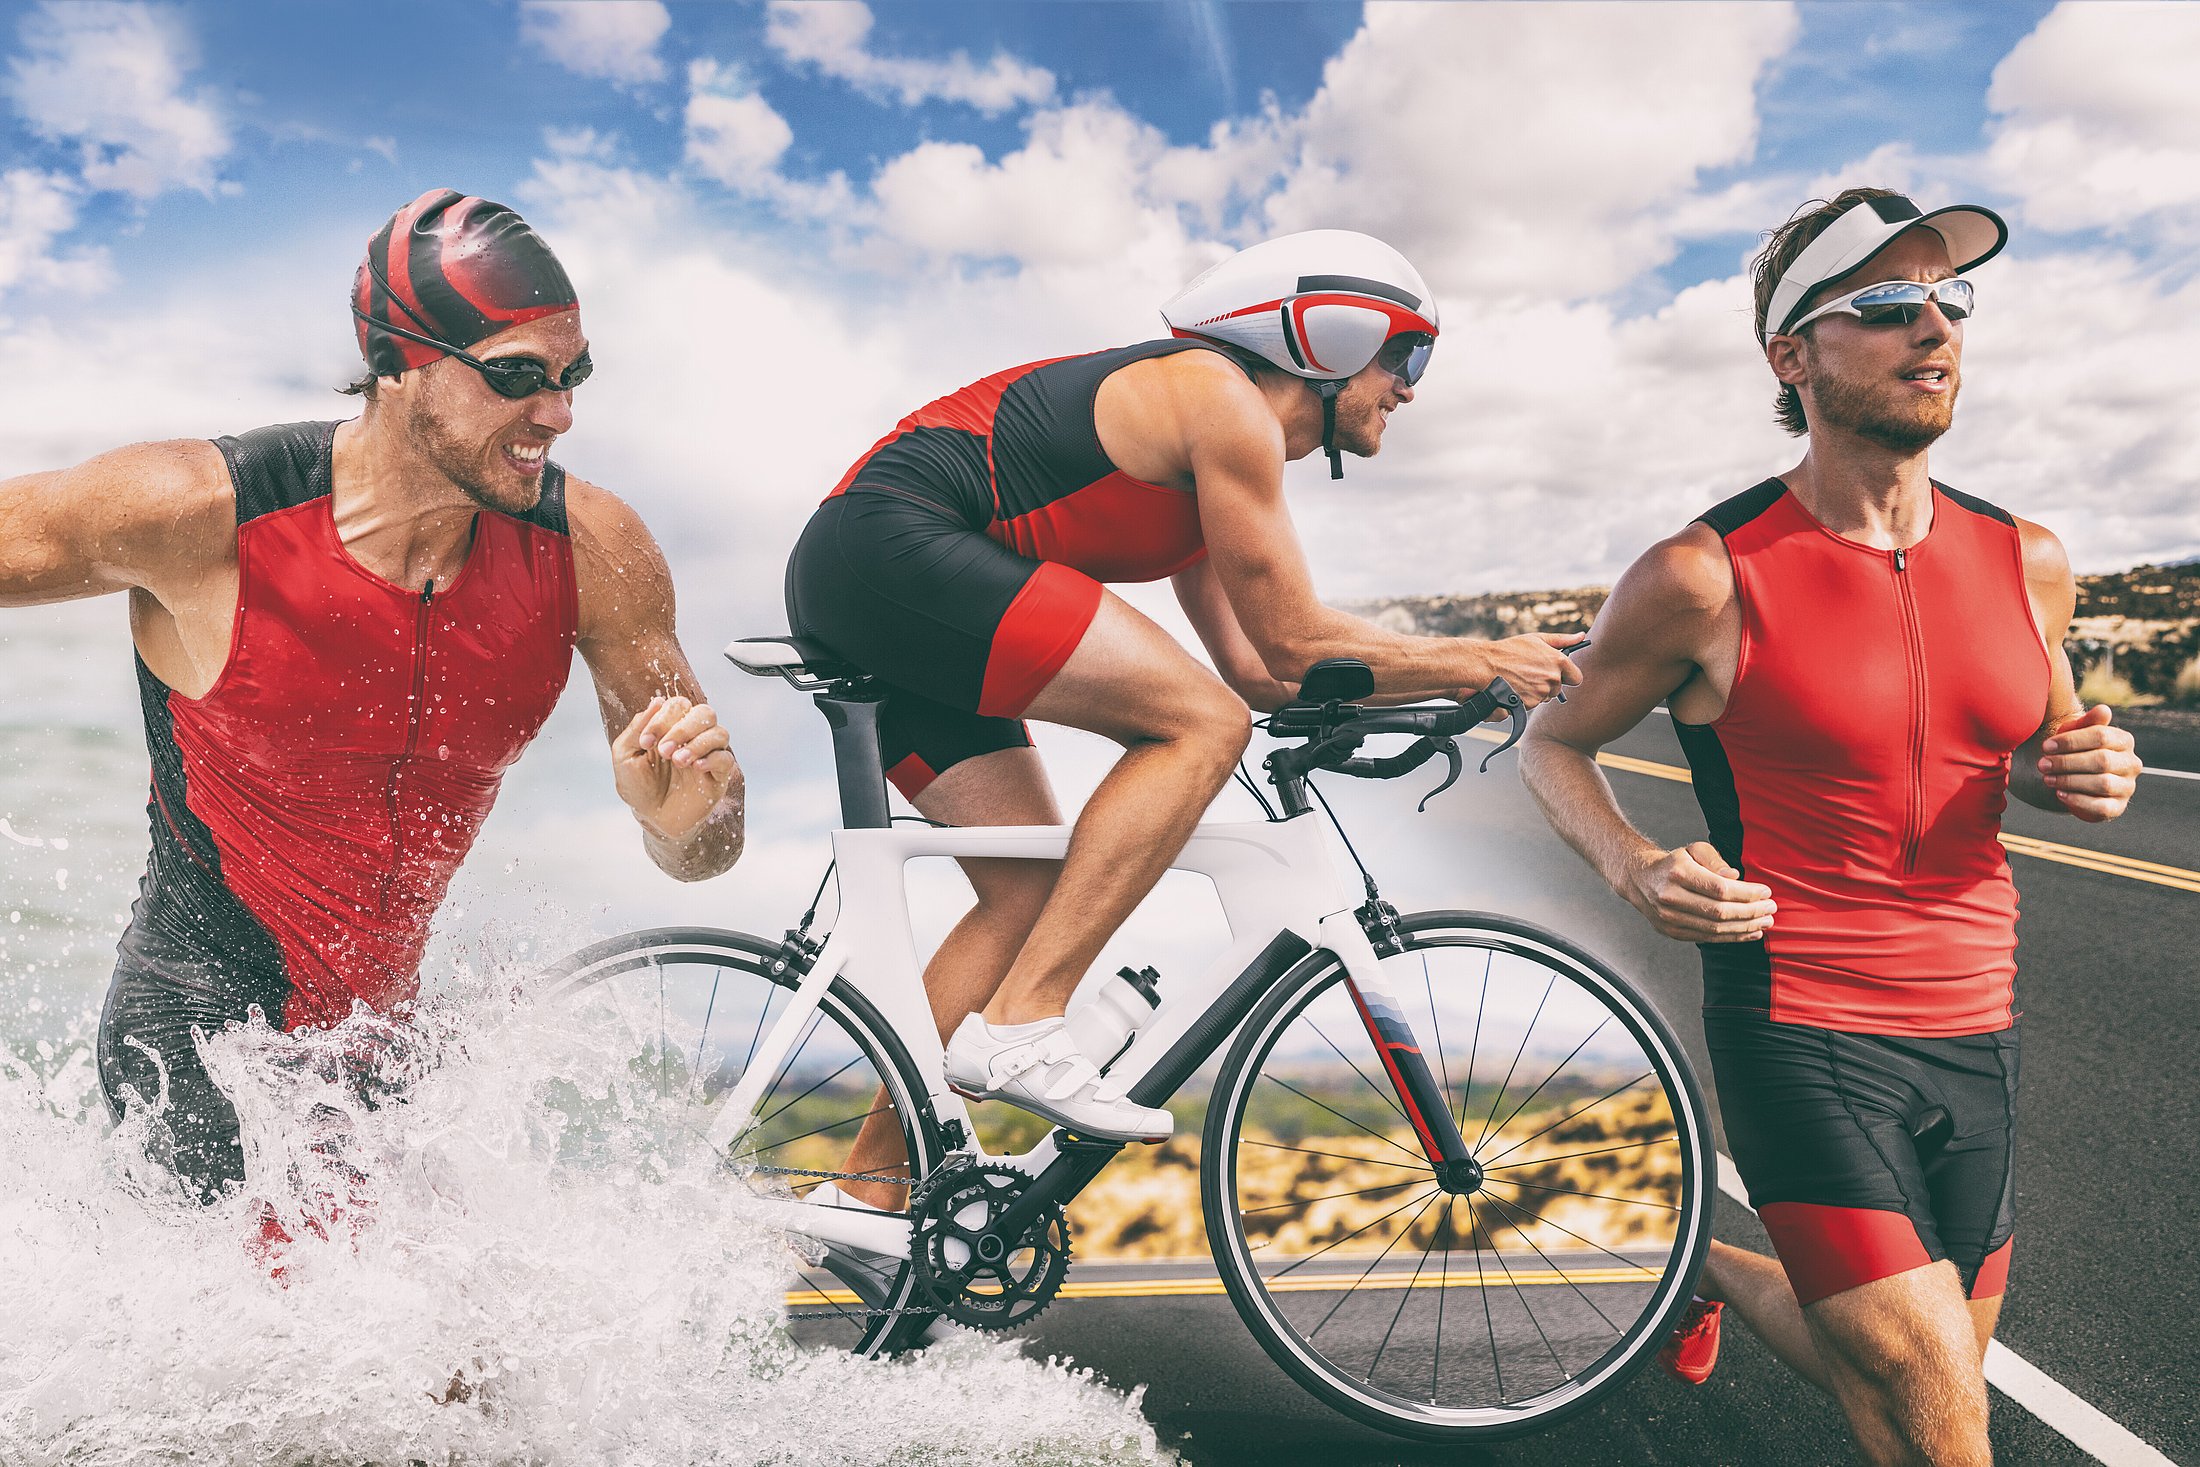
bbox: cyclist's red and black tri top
[100,419,576,1196]
[789,339,1240,796]
[1677,477,2049,1306]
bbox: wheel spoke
[1476,1071,1657,1169]
[1242,1176,1431,1215]
[1265,1186,1440,1281]
[1475,1197,1572,1383]
[1481,1136,1677,1171]
[1309,1191,1440,1343]
[1260,1074,1427,1164]
[1307,1018,1409,1127]
[753,1048,862,1132]
[1474,973,1554,1151]
[1489,1177,1679,1211]
[694,967,725,1098]
[1465,1195,1504,1402]
[1241,1138,1433,1173]
[1458,946,1492,1135]
[1480,1014,1610,1155]
[756,1099,893,1154]
[1367,1189,1448,1389]
[1479,1189,1625,1337]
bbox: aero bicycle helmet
[1161,230,1438,478]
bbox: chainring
[907,1161,1072,1330]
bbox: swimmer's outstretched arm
[0,440,231,608]
[567,476,745,881]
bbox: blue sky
[3,0,2196,602]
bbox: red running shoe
[1657,1297,1723,1384]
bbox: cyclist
[1520,189,2141,1465]
[787,230,1582,1199]
[0,188,744,1209]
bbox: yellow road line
[786,1265,1664,1309]
[1467,728,2200,893]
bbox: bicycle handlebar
[1260,675,1530,813]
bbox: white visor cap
[1763,194,2007,340]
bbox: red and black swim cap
[352,188,579,376]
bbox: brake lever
[1474,683,1529,772]
[1415,737,1463,812]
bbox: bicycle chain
[755,1160,946,1325]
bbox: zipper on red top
[1891,549,1927,875]
[382,579,434,913]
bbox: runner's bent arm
[1177,365,1580,706]
[1520,528,1774,943]
[2006,518,2140,821]
[568,479,745,879]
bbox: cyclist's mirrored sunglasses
[350,307,594,397]
[1375,331,1435,386]
[1787,277,1975,333]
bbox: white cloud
[1260,2,1801,301]
[5,1,229,199]
[683,60,793,191]
[1984,1,2200,237]
[763,1,1054,116]
[518,0,671,87]
[0,168,108,302]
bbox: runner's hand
[1474,633,1587,710]
[1624,841,1775,943]
[614,695,738,839]
[2038,705,2141,823]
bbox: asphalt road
[1008,713,2197,1466]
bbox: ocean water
[0,603,1170,1465]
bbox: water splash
[0,966,1172,1466]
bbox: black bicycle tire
[544,925,949,1357]
[1201,909,1715,1443]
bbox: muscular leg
[1805,1262,1992,1466]
[837,747,1062,1209]
[984,592,1250,1024]
[1703,1238,1837,1392]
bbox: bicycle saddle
[723,634,856,681]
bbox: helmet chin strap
[1316,379,1345,479]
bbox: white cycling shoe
[942,1014,1175,1143]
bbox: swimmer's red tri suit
[98,420,576,1198]
[786,339,1237,798]
[1675,478,2051,1305]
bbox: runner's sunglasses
[1787,277,1975,333]
[351,308,594,398]
[1374,331,1435,386]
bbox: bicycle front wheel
[541,926,947,1357]
[1203,910,1713,1443]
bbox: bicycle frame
[713,812,1476,1259]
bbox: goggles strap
[1317,380,1344,480]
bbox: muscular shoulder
[1099,346,1277,489]
[75,439,234,575]
[2013,515,2075,628]
[1597,523,1735,655]
[563,476,675,641]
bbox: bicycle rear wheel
[541,926,947,1357]
[1203,910,1712,1442]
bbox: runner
[1519,189,2141,1465]
[786,231,1582,1200]
[0,188,744,1209]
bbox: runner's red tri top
[123,420,577,1028]
[1674,480,2050,1037]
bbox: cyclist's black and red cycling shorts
[787,339,1238,799]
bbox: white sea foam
[0,965,1171,1466]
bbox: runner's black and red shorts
[785,488,1103,799]
[1706,1010,2018,1306]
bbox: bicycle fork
[1321,909,1480,1190]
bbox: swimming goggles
[1785,277,1975,333]
[350,307,594,398]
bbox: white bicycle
[541,639,1714,1444]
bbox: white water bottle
[1066,965,1161,1073]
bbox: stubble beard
[1807,343,1958,454]
[398,384,539,516]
